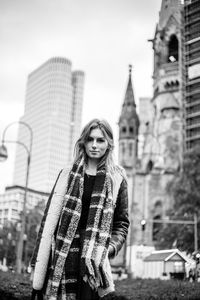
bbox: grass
[115,278,200,299]
[1,270,200,299]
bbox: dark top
[79,173,96,229]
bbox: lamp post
[0,121,33,273]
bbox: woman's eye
[87,137,93,142]
[97,138,105,143]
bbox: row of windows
[28,79,72,96]
[27,88,72,102]
[186,46,200,58]
[186,81,200,91]
[164,80,179,89]
[185,31,200,41]
[184,2,200,17]
[186,115,200,125]
[121,126,135,135]
[185,12,200,25]
[0,209,8,216]
[186,50,200,61]
[186,139,200,150]
[29,57,72,75]
[26,101,73,115]
[186,40,200,51]
[185,22,200,34]
[185,95,200,106]
[186,128,200,137]
[30,70,71,81]
[186,104,200,115]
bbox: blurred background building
[0,186,49,224]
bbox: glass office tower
[13,57,84,192]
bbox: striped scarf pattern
[46,157,115,299]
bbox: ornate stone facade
[138,0,183,245]
[143,0,183,174]
[118,1,184,276]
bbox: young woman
[31,119,129,300]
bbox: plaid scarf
[45,157,115,299]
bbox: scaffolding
[184,0,200,150]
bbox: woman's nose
[92,140,97,148]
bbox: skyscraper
[13,57,85,193]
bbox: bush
[0,270,31,300]
[1,271,200,300]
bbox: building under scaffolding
[184,0,200,150]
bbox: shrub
[0,270,31,300]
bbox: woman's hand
[30,267,34,281]
[108,244,115,258]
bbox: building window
[4,209,9,217]
[130,126,134,134]
[11,209,19,218]
[146,160,153,173]
[122,142,125,155]
[168,35,179,62]
[122,126,127,134]
[129,143,133,156]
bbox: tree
[24,200,45,267]
[155,145,200,254]
[0,221,18,266]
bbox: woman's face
[85,128,109,161]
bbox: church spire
[118,65,140,169]
[123,64,136,109]
[119,65,138,126]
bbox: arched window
[122,126,127,134]
[168,35,179,62]
[129,126,134,134]
[146,160,153,173]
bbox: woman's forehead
[89,128,105,138]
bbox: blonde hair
[73,118,116,174]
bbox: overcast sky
[0,0,161,192]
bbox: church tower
[139,0,183,245]
[118,65,139,177]
[118,66,140,274]
[143,0,183,173]
[125,1,184,278]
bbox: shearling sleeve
[109,178,129,257]
[30,170,62,267]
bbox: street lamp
[0,121,33,273]
[141,219,146,231]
